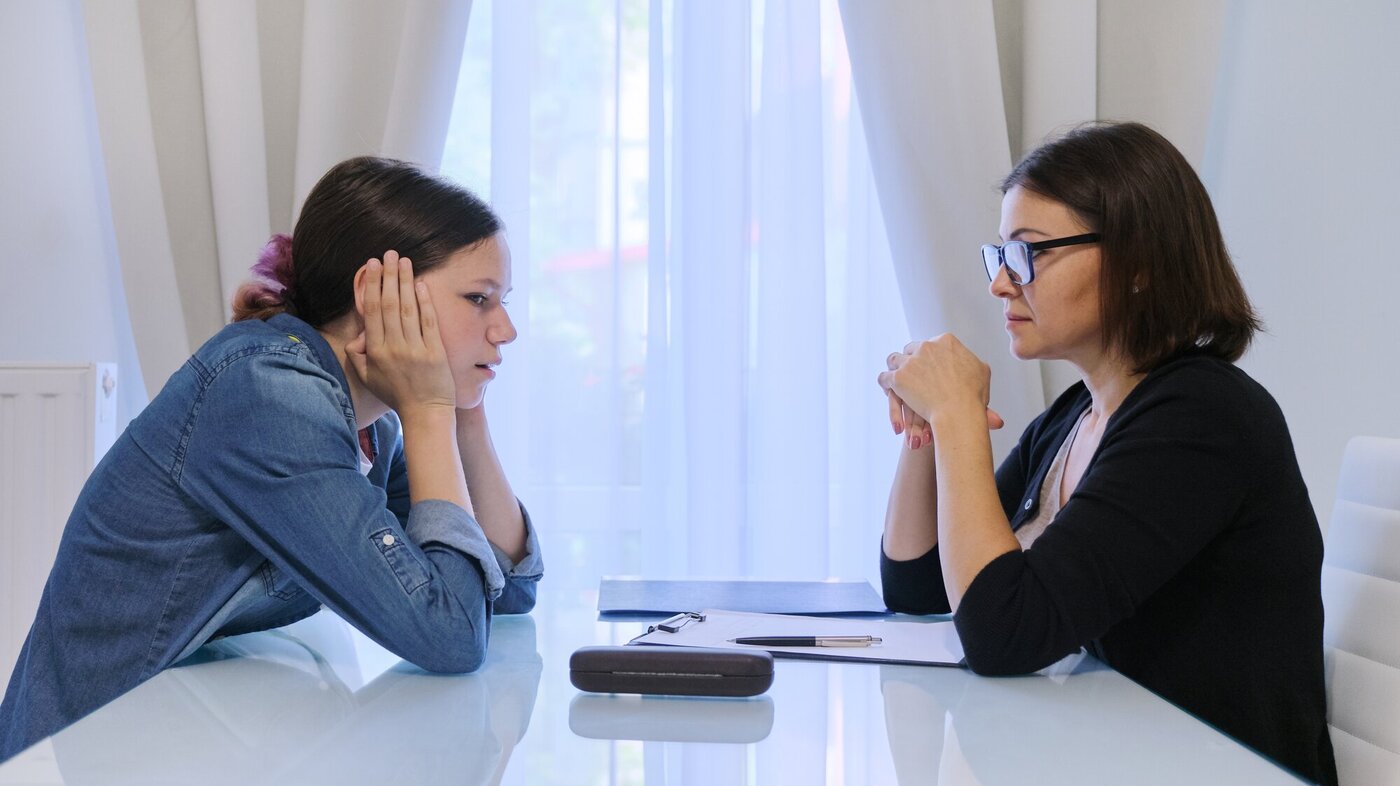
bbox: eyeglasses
[981,233,1101,285]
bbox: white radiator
[0,363,117,693]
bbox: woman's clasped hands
[346,250,457,417]
[879,334,1005,450]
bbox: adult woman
[878,123,1335,785]
[0,157,542,761]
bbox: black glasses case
[569,645,774,697]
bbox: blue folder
[597,578,890,617]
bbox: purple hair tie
[253,233,295,298]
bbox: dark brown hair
[232,157,501,326]
[1002,121,1260,373]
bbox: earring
[1131,285,1141,294]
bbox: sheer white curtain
[444,3,905,780]
[443,0,908,588]
[80,0,476,395]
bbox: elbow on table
[950,551,1071,676]
[879,559,951,614]
[425,648,486,674]
[503,594,536,614]
[957,627,1067,677]
[409,633,487,674]
[961,648,1037,677]
[494,580,538,614]
[396,603,490,674]
[881,581,952,615]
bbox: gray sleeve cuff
[490,501,544,580]
[404,499,507,601]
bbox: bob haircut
[1001,121,1260,374]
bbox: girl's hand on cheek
[347,250,456,418]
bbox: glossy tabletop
[0,588,1305,785]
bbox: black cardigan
[881,352,1337,785]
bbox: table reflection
[50,613,542,786]
[569,693,775,743]
[879,655,1302,786]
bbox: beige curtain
[838,0,1222,444]
[838,0,1043,453]
[80,0,475,396]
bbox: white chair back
[1323,436,1400,785]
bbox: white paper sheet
[633,609,965,667]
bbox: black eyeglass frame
[981,233,1101,285]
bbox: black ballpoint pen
[728,635,882,648]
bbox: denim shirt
[0,313,543,761]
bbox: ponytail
[231,234,295,322]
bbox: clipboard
[631,609,966,668]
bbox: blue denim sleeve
[490,506,542,614]
[177,349,492,673]
[380,416,542,614]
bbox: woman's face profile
[418,233,517,409]
[990,186,1105,367]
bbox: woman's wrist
[929,402,989,438]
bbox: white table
[0,588,1306,785]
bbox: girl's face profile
[989,186,1104,367]
[418,233,517,409]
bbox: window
[442,0,907,587]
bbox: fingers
[883,341,1003,445]
[887,389,903,435]
[880,353,904,391]
[379,251,405,344]
[397,255,421,344]
[879,369,917,446]
[350,251,456,413]
[361,258,385,348]
[415,280,443,356]
[881,353,904,437]
[367,251,425,349]
[908,411,931,450]
[902,403,920,450]
[986,407,1005,431]
[881,353,927,448]
[903,334,964,357]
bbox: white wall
[1094,0,1400,531]
[0,0,146,423]
[1097,0,1226,167]
[1205,0,1400,532]
[1002,0,1231,404]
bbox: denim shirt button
[382,534,396,546]
[1023,499,1033,511]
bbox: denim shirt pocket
[370,528,431,595]
[259,561,308,601]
